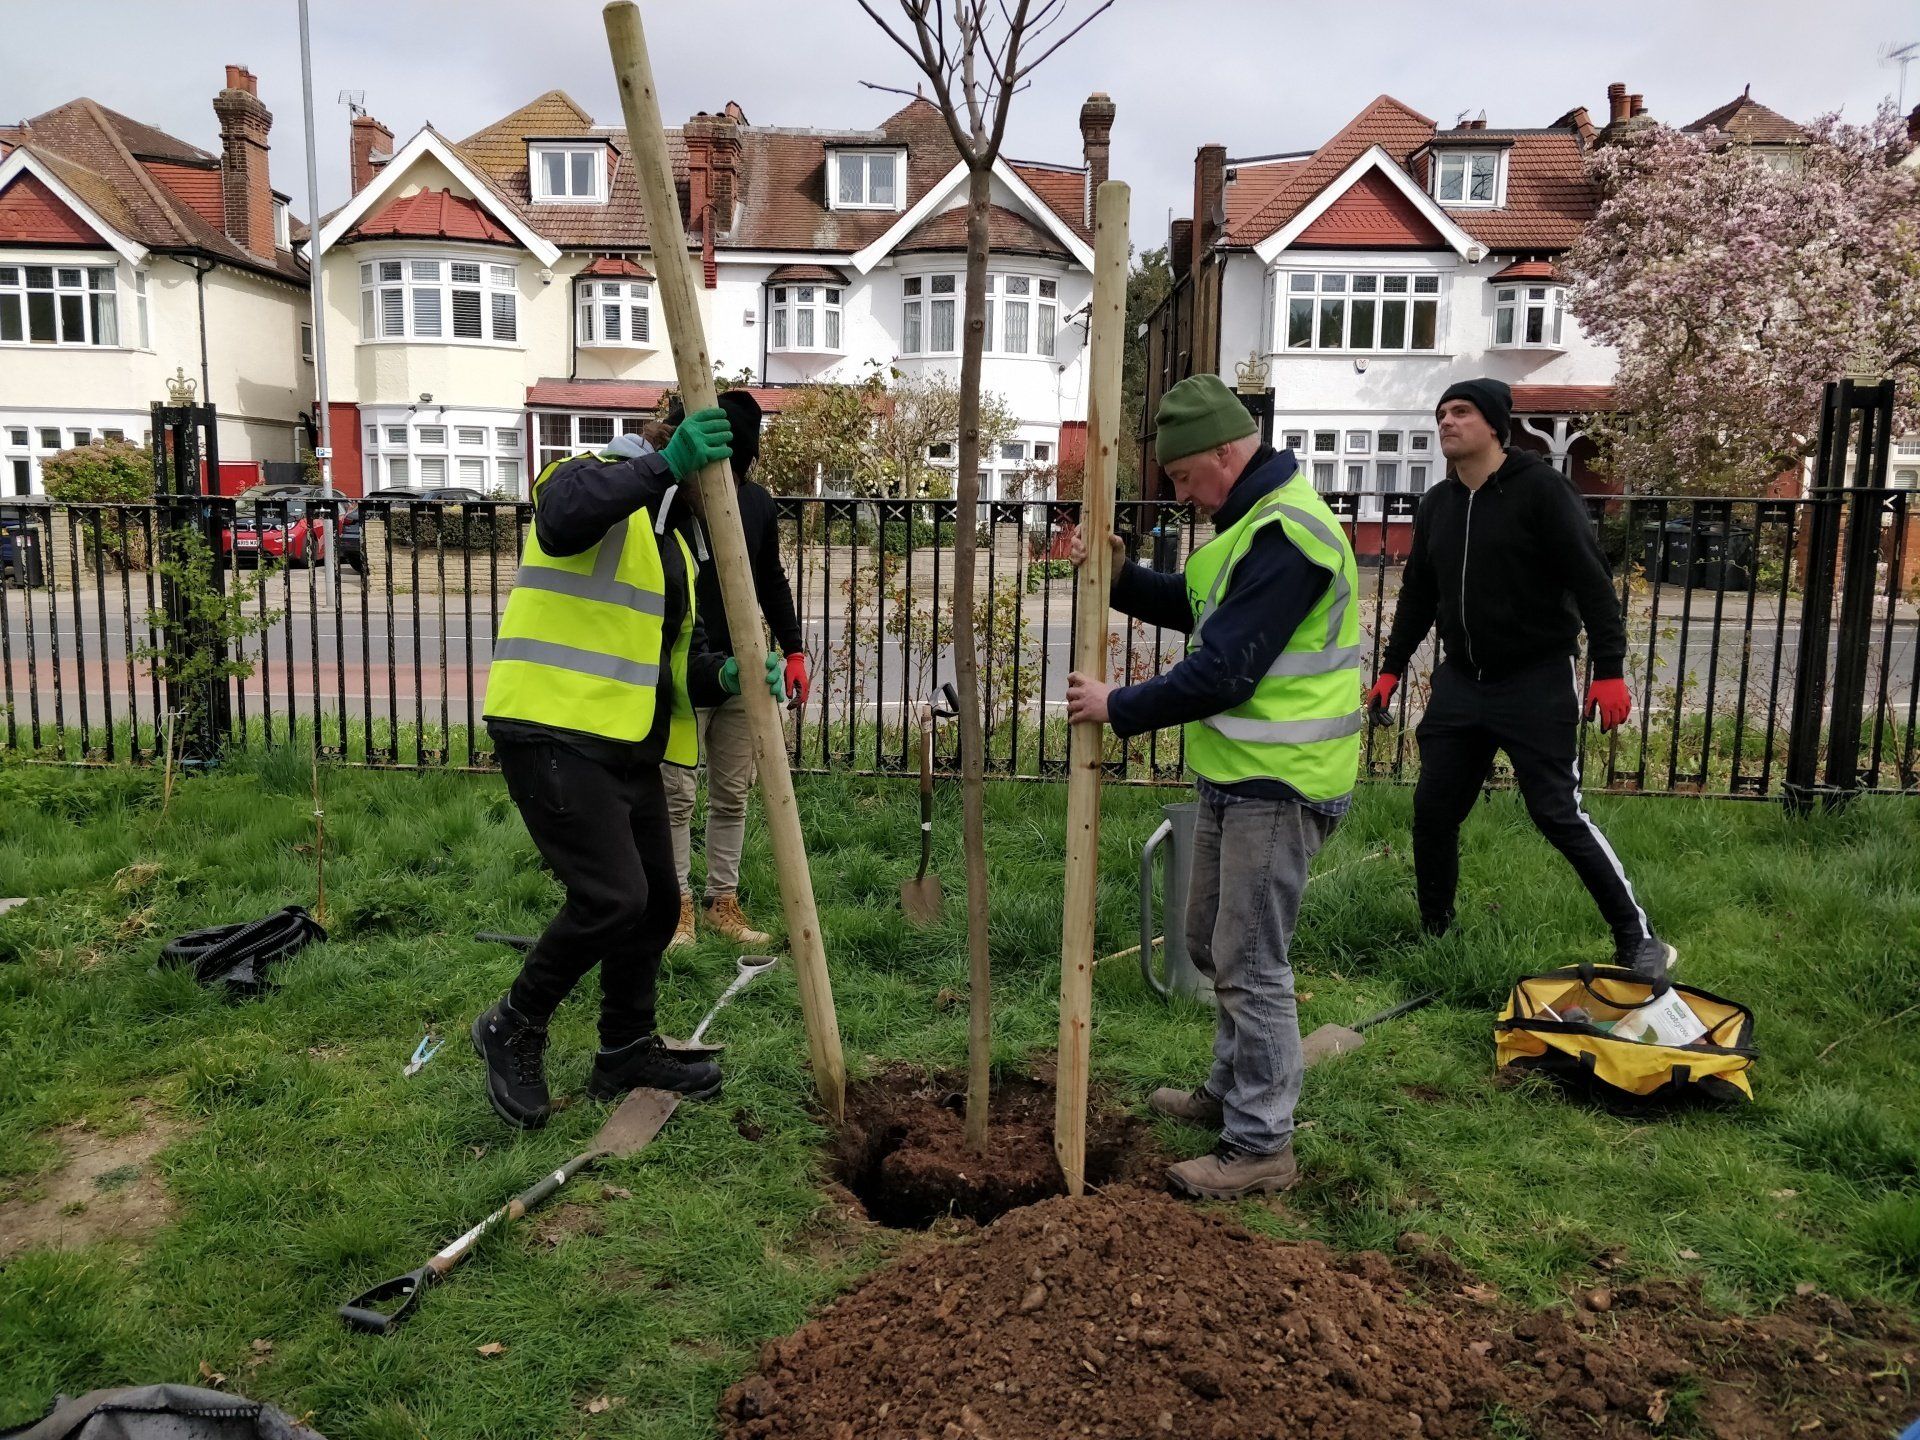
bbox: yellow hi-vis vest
[483,457,699,764]
[1180,471,1363,802]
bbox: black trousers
[497,738,682,1047]
[1412,657,1651,943]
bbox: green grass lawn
[0,753,1916,1439]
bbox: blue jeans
[1186,783,1338,1154]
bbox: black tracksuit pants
[498,738,682,1047]
[1412,657,1651,943]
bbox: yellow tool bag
[1495,965,1756,1104]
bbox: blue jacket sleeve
[1109,559,1194,632]
[1105,527,1332,739]
[533,451,681,557]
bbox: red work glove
[1364,672,1399,722]
[1584,677,1632,731]
[783,651,810,706]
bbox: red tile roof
[1509,384,1615,413]
[144,161,225,231]
[1293,166,1446,249]
[526,379,814,413]
[1685,94,1805,145]
[579,255,652,278]
[2,97,306,283]
[345,188,517,245]
[1489,259,1565,283]
[1222,96,1598,254]
[0,170,102,244]
[446,94,1090,261]
[895,202,1071,260]
[766,262,849,284]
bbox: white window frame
[1431,150,1504,207]
[300,321,314,362]
[1275,270,1444,355]
[1301,425,1438,519]
[534,411,650,475]
[361,411,524,497]
[530,144,607,204]
[901,272,959,356]
[1492,284,1566,351]
[577,278,653,348]
[357,254,519,347]
[982,272,1059,359]
[0,262,122,348]
[769,283,844,353]
[273,199,291,250]
[831,149,904,210]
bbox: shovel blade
[1301,1023,1366,1068]
[592,1087,682,1158]
[899,874,944,925]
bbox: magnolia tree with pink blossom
[1566,105,1920,495]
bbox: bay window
[903,271,1059,357]
[1432,151,1501,206]
[362,413,525,495]
[770,284,842,351]
[1493,285,1565,349]
[901,273,956,355]
[0,264,120,347]
[578,278,652,347]
[359,257,519,344]
[1280,271,1441,353]
[535,412,649,474]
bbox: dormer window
[1432,150,1502,207]
[273,199,291,250]
[1492,285,1565,349]
[531,144,606,204]
[832,150,902,210]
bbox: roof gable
[1254,146,1479,263]
[895,202,1072,260]
[0,148,146,263]
[345,188,517,246]
[0,168,110,246]
[317,127,558,264]
[1293,167,1449,249]
[1228,95,1435,245]
[849,157,1094,273]
[1684,94,1805,145]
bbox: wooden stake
[603,1,845,1123]
[1055,181,1129,1196]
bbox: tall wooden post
[1055,182,1129,1195]
[603,1,845,1122]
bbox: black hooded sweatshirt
[1381,446,1625,683]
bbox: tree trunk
[955,163,994,1152]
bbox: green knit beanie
[1155,373,1256,465]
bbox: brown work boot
[667,894,696,951]
[1149,1085,1224,1128]
[704,894,771,947]
[1168,1141,1298,1199]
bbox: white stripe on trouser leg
[1568,661,1649,940]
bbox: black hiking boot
[586,1034,723,1103]
[1420,907,1454,939]
[471,995,551,1130]
[1613,934,1678,982]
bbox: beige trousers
[664,699,757,897]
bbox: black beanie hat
[666,390,763,478]
[1436,378,1512,443]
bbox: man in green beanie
[1067,372,1362,1199]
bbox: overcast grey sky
[4,0,1913,249]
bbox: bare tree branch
[858,79,935,104]
[1012,0,1113,78]
[854,0,929,70]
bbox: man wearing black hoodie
[1369,378,1675,978]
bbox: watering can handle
[1139,820,1174,1000]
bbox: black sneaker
[471,995,551,1129]
[1614,935,1678,981]
[586,1034,722,1103]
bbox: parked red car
[221,486,348,567]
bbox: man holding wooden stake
[1067,374,1362,1199]
[475,417,785,1130]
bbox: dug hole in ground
[730,1066,1917,1440]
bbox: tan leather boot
[704,894,771,947]
[1149,1085,1224,1128]
[667,893,696,950]
[1167,1142,1298,1199]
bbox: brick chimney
[1629,93,1646,118]
[1078,91,1116,227]
[1560,105,1595,148]
[1192,142,1226,273]
[1169,218,1193,281]
[1606,83,1630,125]
[350,111,393,196]
[683,111,743,234]
[213,64,274,260]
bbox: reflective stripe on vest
[490,638,661,689]
[1181,471,1363,800]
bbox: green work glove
[718,651,784,699]
[661,407,732,482]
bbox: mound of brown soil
[721,1188,1917,1440]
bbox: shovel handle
[1353,993,1438,1032]
[340,1265,435,1333]
[1139,820,1174,1000]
